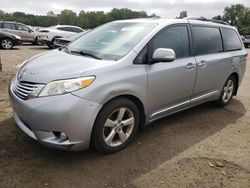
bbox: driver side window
[152,25,190,59]
[16,24,29,31]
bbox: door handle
[186,63,196,70]
[198,60,207,68]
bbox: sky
[1,0,250,18]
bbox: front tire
[92,98,139,154]
[1,38,13,49]
[217,76,236,107]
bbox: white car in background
[38,25,84,48]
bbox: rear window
[193,26,223,56]
[221,28,242,51]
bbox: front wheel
[217,76,236,107]
[92,98,139,154]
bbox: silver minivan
[9,18,247,153]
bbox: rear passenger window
[57,27,71,32]
[193,26,223,56]
[71,28,83,33]
[3,23,16,30]
[152,26,190,59]
[221,28,242,51]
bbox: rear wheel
[217,76,236,106]
[1,38,13,49]
[92,98,139,154]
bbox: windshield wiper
[70,50,102,60]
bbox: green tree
[212,15,222,20]
[58,9,77,25]
[176,11,187,19]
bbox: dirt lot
[0,45,250,188]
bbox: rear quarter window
[221,28,242,51]
[192,26,223,56]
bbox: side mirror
[152,48,176,63]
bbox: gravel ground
[0,45,250,188]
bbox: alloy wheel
[103,107,135,147]
[222,79,234,103]
[2,39,12,49]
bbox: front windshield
[67,22,157,60]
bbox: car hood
[18,49,113,83]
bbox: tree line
[0,4,249,34]
[0,8,156,29]
[177,4,250,35]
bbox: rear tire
[92,98,139,154]
[217,75,236,107]
[1,38,13,49]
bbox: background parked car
[0,21,41,44]
[38,25,84,48]
[0,31,22,49]
[241,35,250,48]
[54,30,90,48]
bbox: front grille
[12,80,43,100]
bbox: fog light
[53,131,68,142]
[60,132,67,140]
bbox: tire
[32,37,38,45]
[1,38,13,49]
[244,43,248,48]
[92,98,140,154]
[217,75,236,107]
[47,38,56,49]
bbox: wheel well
[230,72,239,96]
[1,37,13,42]
[104,95,146,130]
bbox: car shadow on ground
[0,99,246,187]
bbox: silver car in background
[9,18,247,153]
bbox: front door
[147,25,196,119]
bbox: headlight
[15,35,21,40]
[38,76,95,97]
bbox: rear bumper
[9,81,102,151]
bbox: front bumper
[38,36,52,45]
[9,82,102,151]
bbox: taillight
[39,30,49,33]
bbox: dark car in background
[241,35,250,48]
[54,30,89,48]
[0,31,22,49]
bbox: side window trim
[219,27,225,52]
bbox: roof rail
[185,17,229,25]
